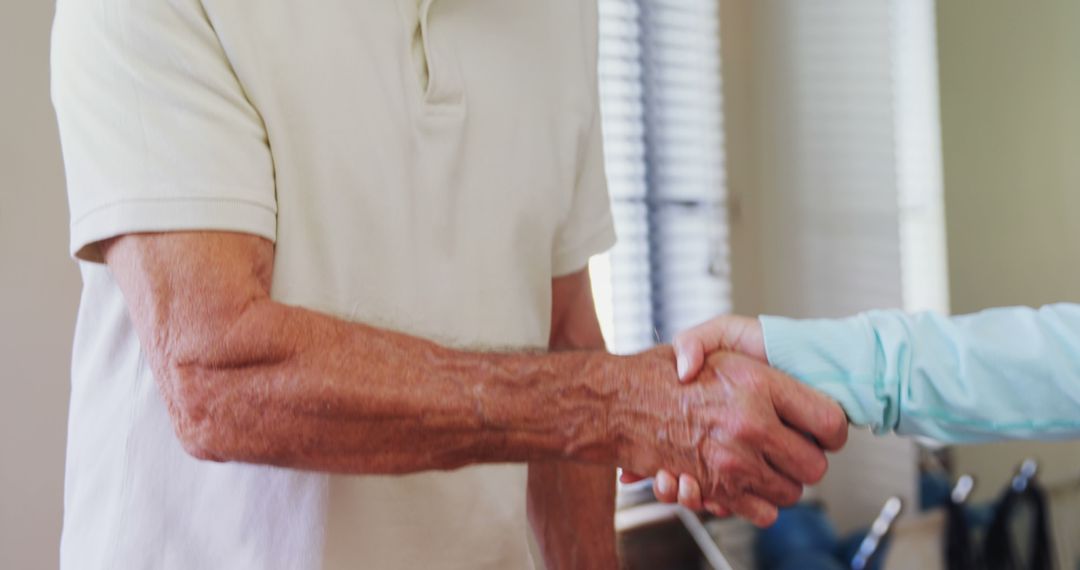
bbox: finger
[769,370,850,451]
[704,501,730,518]
[672,333,706,383]
[653,470,679,503]
[620,471,647,484]
[729,494,780,528]
[678,474,704,511]
[749,464,804,507]
[763,427,830,485]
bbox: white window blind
[597,0,730,354]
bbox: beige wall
[937,0,1080,499]
[940,0,1080,313]
[0,1,79,568]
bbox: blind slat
[599,0,730,351]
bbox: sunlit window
[593,0,731,354]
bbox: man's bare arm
[102,232,670,472]
[528,270,617,569]
[102,231,847,520]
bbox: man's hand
[614,346,847,527]
[622,316,849,523]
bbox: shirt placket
[415,0,464,109]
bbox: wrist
[568,350,629,464]
[604,347,675,470]
[588,351,631,464]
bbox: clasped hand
[620,316,848,527]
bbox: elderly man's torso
[57,0,606,568]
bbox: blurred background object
[4,0,1080,568]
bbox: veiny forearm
[156,297,627,474]
[104,233,678,490]
[100,229,713,545]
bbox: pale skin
[102,232,846,568]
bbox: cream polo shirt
[51,0,615,568]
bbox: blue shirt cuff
[760,314,892,433]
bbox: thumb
[673,316,767,382]
[673,334,705,383]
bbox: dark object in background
[775,550,847,570]
[756,503,839,569]
[618,516,700,570]
[923,469,957,511]
[756,501,896,570]
[945,475,978,570]
[983,460,1054,570]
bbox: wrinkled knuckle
[731,417,766,443]
[704,485,728,504]
[730,480,755,501]
[714,455,745,479]
[738,369,769,393]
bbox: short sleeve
[51,0,277,263]
[551,102,618,277]
[550,1,617,277]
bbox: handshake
[612,315,848,527]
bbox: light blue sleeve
[760,304,1080,444]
